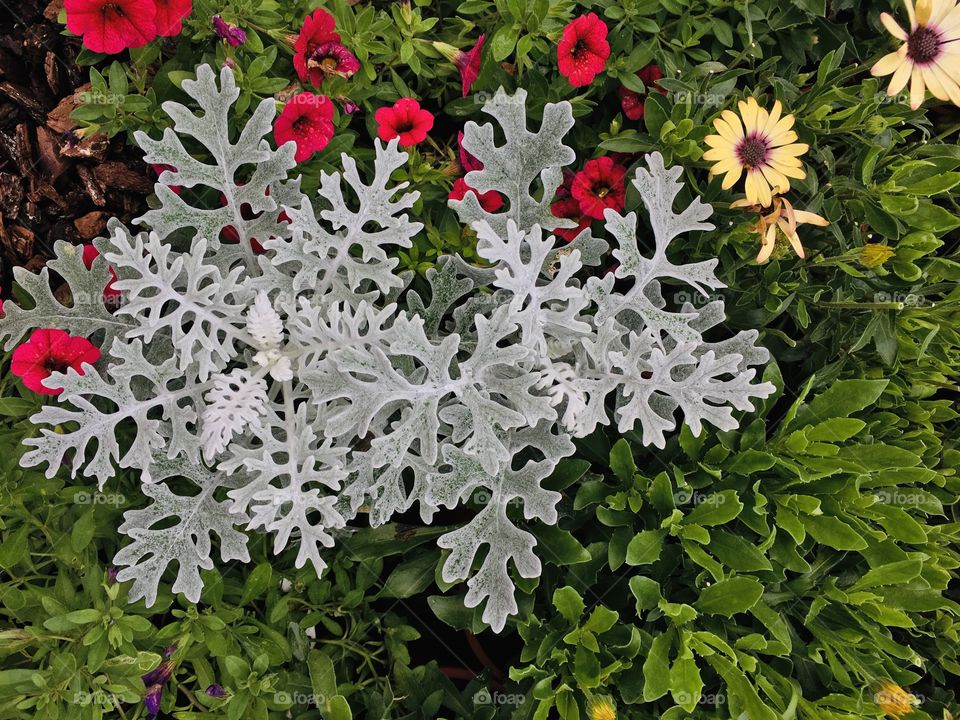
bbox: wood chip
[44,51,61,95]
[0,172,23,217]
[4,224,35,258]
[60,132,108,161]
[76,164,105,205]
[36,126,69,181]
[93,160,153,194]
[0,82,45,122]
[73,210,106,239]
[43,0,65,22]
[14,123,33,176]
[46,94,77,134]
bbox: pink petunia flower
[11,329,101,395]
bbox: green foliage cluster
[1,0,959,718]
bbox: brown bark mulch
[0,0,151,298]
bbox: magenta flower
[212,15,246,46]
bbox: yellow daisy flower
[731,196,829,263]
[586,695,617,720]
[871,0,960,109]
[704,97,809,208]
[874,679,921,718]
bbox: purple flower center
[907,26,941,64]
[737,134,770,168]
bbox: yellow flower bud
[860,243,896,268]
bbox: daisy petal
[910,67,927,109]
[871,49,908,78]
[880,12,909,40]
[888,52,914,95]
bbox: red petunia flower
[81,245,121,302]
[303,41,360,86]
[551,197,592,242]
[449,177,503,213]
[150,164,181,195]
[458,35,486,97]
[293,9,341,86]
[557,13,610,88]
[153,0,192,36]
[64,0,157,54]
[458,131,483,173]
[618,65,664,121]
[435,35,486,97]
[571,156,627,220]
[375,98,434,147]
[11,329,101,395]
[218,186,289,253]
[273,93,335,163]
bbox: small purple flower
[205,684,227,698]
[212,15,247,46]
[142,660,175,687]
[338,97,360,115]
[106,567,119,585]
[142,660,175,717]
[163,644,177,658]
[144,684,163,717]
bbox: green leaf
[239,562,273,606]
[609,439,636,483]
[804,515,868,550]
[531,524,590,565]
[708,531,772,572]
[642,632,672,701]
[792,380,888,427]
[681,491,743,526]
[695,577,764,617]
[583,606,618,634]
[670,652,703,712]
[308,650,338,701]
[629,576,663,612]
[626,530,666,565]
[71,509,97,553]
[379,553,436,599]
[574,644,601,687]
[553,586,585,624]
[490,24,518,61]
[556,688,580,720]
[851,560,923,590]
[325,695,352,720]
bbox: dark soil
[0,0,151,298]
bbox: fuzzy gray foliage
[0,65,774,631]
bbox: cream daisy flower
[703,97,809,208]
[871,0,960,109]
[731,196,829,263]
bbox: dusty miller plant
[0,65,774,632]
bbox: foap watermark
[674,290,723,308]
[74,491,126,506]
[670,90,730,109]
[78,89,125,106]
[472,688,525,707]
[274,691,325,706]
[674,489,726,507]
[874,291,921,307]
[72,690,117,705]
[471,488,523,507]
[472,90,494,106]
[673,691,727,707]
[874,489,927,507]
[873,91,911,106]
